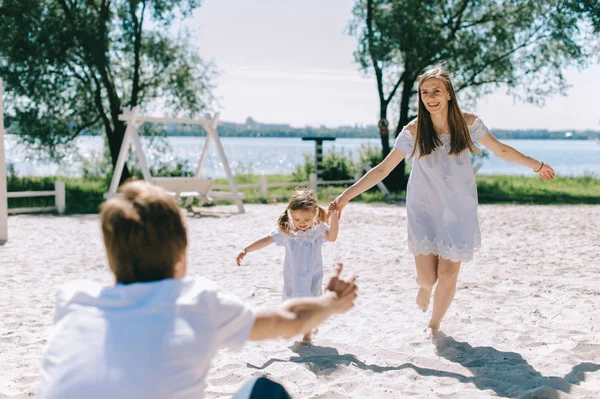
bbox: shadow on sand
[246,336,600,398]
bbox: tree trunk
[396,77,415,136]
[383,157,406,192]
[383,78,415,192]
[106,121,131,185]
[379,105,391,157]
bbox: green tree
[349,0,600,191]
[0,0,214,182]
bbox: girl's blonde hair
[411,65,478,158]
[277,189,327,233]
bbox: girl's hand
[330,193,349,219]
[535,162,556,181]
[327,203,339,219]
[236,250,247,266]
[326,203,336,223]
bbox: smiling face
[419,78,451,115]
[290,208,317,231]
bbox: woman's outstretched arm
[332,148,407,217]
[478,133,555,180]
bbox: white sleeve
[211,290,256,351]
[393,129,416,154]
[268,228,288,247]
[469,118,489,141]
[318,223,330,244]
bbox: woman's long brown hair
[410,66,478,158]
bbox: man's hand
[250,262,358,341]
[324,262,357,313]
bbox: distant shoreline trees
[155,121,600,140]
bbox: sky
[183,0,600,131]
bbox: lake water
[4,136,600,178]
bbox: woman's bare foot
[301,332,312,345]
[416,287,432,312]
[427,321,440,339]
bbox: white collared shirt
[37,277,255,399]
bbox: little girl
[237,189,339,344]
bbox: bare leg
[415,254,439,312]
[429,257,461,334]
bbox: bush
[357,143,383,170]
[63,180,105,214]
[320,148,354,181]
[6,177,105,214]
[292,154,314,182]
[293,149,355,182]
[140,158,195,178]
[6,176,56,210]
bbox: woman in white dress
[331,65,555,335]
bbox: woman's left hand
[536,163,556,181]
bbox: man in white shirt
[36,180,357,399]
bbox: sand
[1,203,599,398]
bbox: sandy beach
[1,203,599,398]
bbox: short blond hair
[100,180,187,284]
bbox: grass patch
[476,175,600,205]
[5,174,598,215]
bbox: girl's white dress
[269,223,329,299]
[393,118,489,263]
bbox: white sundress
[269,223,329,300]
[393,118,489,263]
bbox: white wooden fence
[6,181,66,215]
[213,174,316,199]
[215,169,390,200]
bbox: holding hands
[327,195,347,221]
